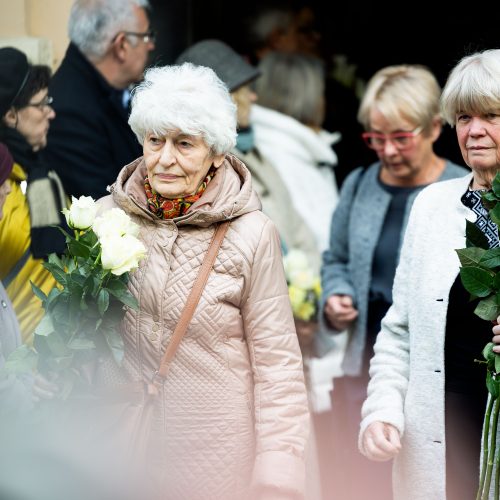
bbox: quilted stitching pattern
[96,156,309,498]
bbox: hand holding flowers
[6,196,146,397]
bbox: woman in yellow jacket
[0,47,68,343]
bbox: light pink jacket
[97,154,309,499]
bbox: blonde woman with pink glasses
[320,64,467,500]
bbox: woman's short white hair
[441,49,500,126]
[357,65,441,132]
[129,63,237,155]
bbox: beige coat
[97,154,309,499]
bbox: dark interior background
[148,0,500,179]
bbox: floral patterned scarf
[144,166,217,219]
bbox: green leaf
[495,354,500,375]
[465,220,490,249]
[102,327,125,365]
[98,289,110,315]
[46,331,70,357]
[486,371,500,399]
[474,295,500,321]
[68,337,96,350]
[68,273,87,288]
[107,280,139,310]
[65,258,77,273]
[106,278,128,294]
[483,191,498,205]
[479,248,500,269]
[30,282,48,304]
[67,238,91,259]
[459,266,494,297]
[456,247,486,267]
[493,172,500,197]
[491,204,500,227]
[45,287,62,308]
[43,262,68,286]
[34,314,55,337]
[5,345,38,374]
[484,342,496,362]
[47,252,64,270]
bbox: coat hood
[109,153,261,227]
[251,104,340,167]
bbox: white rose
[62,195,97,229]
[100,233,146,276]
[283,249,310,278]
[93,208,140,239]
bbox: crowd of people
[2,0,500,499]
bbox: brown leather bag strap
[153,221,230,382]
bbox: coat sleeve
[241,218,310,496]
[320,168,364,332]
[358,191,422,443]
[321,168,364,303]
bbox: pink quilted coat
[97,154,310,499]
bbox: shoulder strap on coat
[152,220,231,383]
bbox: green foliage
[456,172,500,499]
[6,224,139,395]
[456,179,500,330]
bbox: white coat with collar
[359,173,482,500]
[251,104,340,255]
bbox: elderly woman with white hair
[359,49,500,500]
[94,62,309,500]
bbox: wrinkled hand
[361,421,401,462]
[32,373,59,402]
[324,294,358,331]
[492,316,500,353]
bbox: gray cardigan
[321,160,468,376]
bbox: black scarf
[461,188,500,249]
[0,125,69,258]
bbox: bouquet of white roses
[6,196,146,397]
[455,172,500,499]
[283,249,322,322]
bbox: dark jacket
[42,43,142,199]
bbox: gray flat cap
[175,39,260,92]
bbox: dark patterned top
[461,189,500,248]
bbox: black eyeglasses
[26,95,53,110]
[119,29,156,44]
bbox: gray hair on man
[441,48,500,126]
[128,63,237,155]
[68,0,150,61]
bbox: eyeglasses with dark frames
[25,95,53,110]
[361,125,423,151]
[113,29,156,44]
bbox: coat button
[1,300,6,308]
[152,324,159,332]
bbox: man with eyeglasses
[42,0,155,200]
